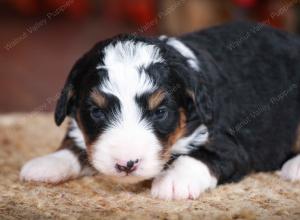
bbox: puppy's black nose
[115,159,139,173]
[126,160,134,169]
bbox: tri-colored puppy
[21,21,300,200]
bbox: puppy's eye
[153,106,168,121]
[90,107,104,120]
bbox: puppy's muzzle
[115,159,140,174]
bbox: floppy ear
[187,80,213,124]
[54,38,113,126]
[54,56,88,126]
[160,40,218,125]
[54,76,75,126]
[166,53,215,125]
[168,62,213,124]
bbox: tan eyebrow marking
[90,89,107,107]
[148,89,166,110]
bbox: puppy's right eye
[90,107,104,120]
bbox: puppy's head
[54,35,212,183]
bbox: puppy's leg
[152,133,250,200]
[151,155,217,200]
[20,119,94,183]
[280,154,300,181]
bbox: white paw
[20,149,81,183]
[151,156,217,200]
[280,155,300,181]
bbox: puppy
[21,21,300,200]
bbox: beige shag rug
[1,113,300,220]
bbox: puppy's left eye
[90,107,105,120]
[153,106,169,121]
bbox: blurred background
[1,0,300,113]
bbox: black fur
[174,21,300,183]
[55,21,300,185]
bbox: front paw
[151,156,217,200]
[280,154,300,181]
[20,149,81,183]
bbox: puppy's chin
[91,156,165,184]
[96,166,163,184]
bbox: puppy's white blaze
[91,40,164,182]
[68,119,86,149]
[99,40,163,97]
[100,40,164,69]
[20,149,81,183]
[151,156,217,200]
[280,154,300,181]
[166,37,200,71]
[172,125,209,154]
[101,67,155,98]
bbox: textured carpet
[1,113,300,220]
